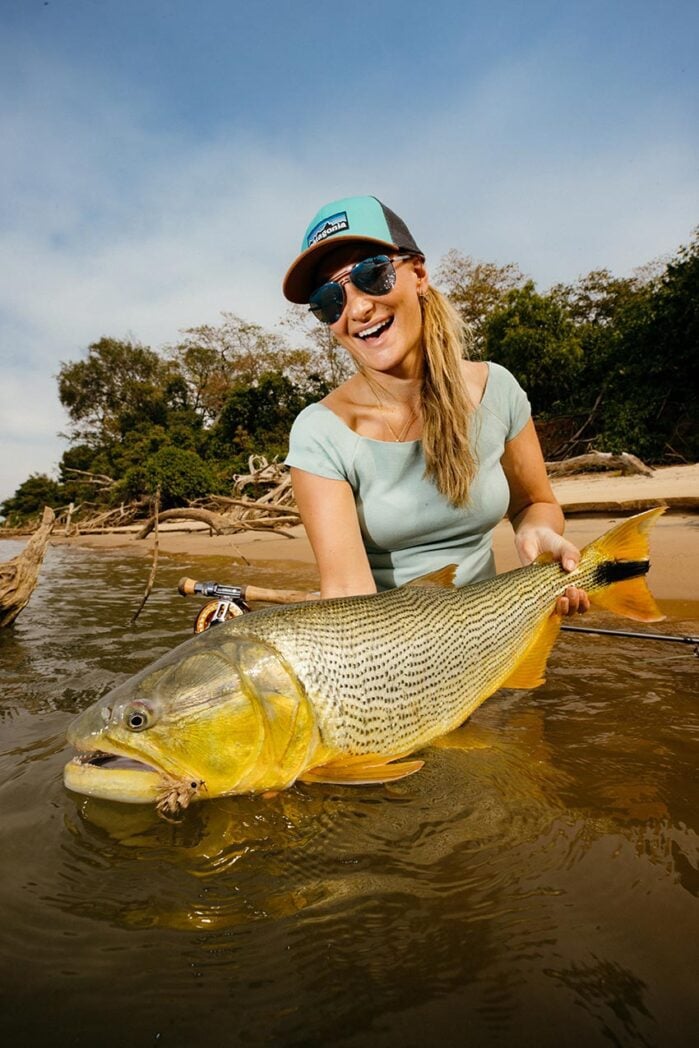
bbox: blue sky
[1,0,697,501]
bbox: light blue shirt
[286,362,530,590]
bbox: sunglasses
[308,254,416,325]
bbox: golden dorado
[64,509,664,815]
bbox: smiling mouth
[356,317,393,341]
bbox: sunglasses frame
[308,253,417,325]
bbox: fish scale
[222,559,572,755]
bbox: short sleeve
[486,362,531,441]
[285,403,357,482]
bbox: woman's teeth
[357,317,393,340]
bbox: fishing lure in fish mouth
[64,508,666,817]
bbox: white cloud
[1,42,696,502]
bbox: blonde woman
[283,195,588,616]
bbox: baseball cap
[282,195,423,303]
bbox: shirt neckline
[314,362,493,446]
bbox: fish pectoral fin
[403,564,458,589]
[299,755,424,785]
[499,613,562,690]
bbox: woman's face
[315,245,429,377]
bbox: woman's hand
[515,525,591,617]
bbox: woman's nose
[344,281,374,320]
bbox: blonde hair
[419,285,477,507]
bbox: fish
[64,508,665,816]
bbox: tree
[206,369,329,470]
[484,282,582,414]
[168,313,311,422]
[594,231,699,460]
[435,250,527,356]
[281,305,355,387]
[1,474,63,522]
[58,337,174,447]
[120,446,218,509]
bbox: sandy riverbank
[47,464,699,602]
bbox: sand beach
[46,463,699,603]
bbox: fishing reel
[178,578,251,633]
[178,577,321,633]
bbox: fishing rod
[180,577,698,653]
[561,624,699,653]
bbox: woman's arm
[290,467,377,598]
[501,419,590,615]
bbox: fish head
[64,627,319,814]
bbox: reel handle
[178,577,317,605]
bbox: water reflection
[1,541,698,1046]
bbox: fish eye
[123,701,154,732]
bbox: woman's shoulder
[289,397,360,451]
[461,360,489,407]
[461,359,524,408]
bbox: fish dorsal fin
[534,551,555,565]
[299,755,424,785]
[500,613,562,690]
[404,565,458,589]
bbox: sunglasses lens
[308,255,400,324]
[309,282,345,325]
[352,256,396,295]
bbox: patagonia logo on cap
[307,211,350,247]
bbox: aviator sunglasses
[308,254,417,325]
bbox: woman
[283,195,588,615]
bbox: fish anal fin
[500,613,562,690]
[589,575,665,622]
[404,565,458,589]
[299,756,424,785]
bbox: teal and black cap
[283,195,423,303]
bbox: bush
[120,446,217,508]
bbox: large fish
[64,509,664,815]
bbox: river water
[1,540,697,1047]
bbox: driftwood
[546,451,654,478]
[137,507,230,539]
[131,489,161,624]
[562,496,698,515]
[0,506,55,627]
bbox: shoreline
[37,465,698,604]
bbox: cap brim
[282,235,399,304]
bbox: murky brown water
[1,540,697,1047]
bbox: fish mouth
[72,750,157,772]
[64,748,167,805]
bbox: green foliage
[206,369,329,464]
[58,337,173,447]
[436,250,527,356]
[119,446,218,509]
[484,282,582,414]
[1,474,63,523]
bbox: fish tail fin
[581,507,665,622]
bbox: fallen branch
[136,507,229,539]
[546,451,654,478]
[562,496,697,514]
[131,489,160,624]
